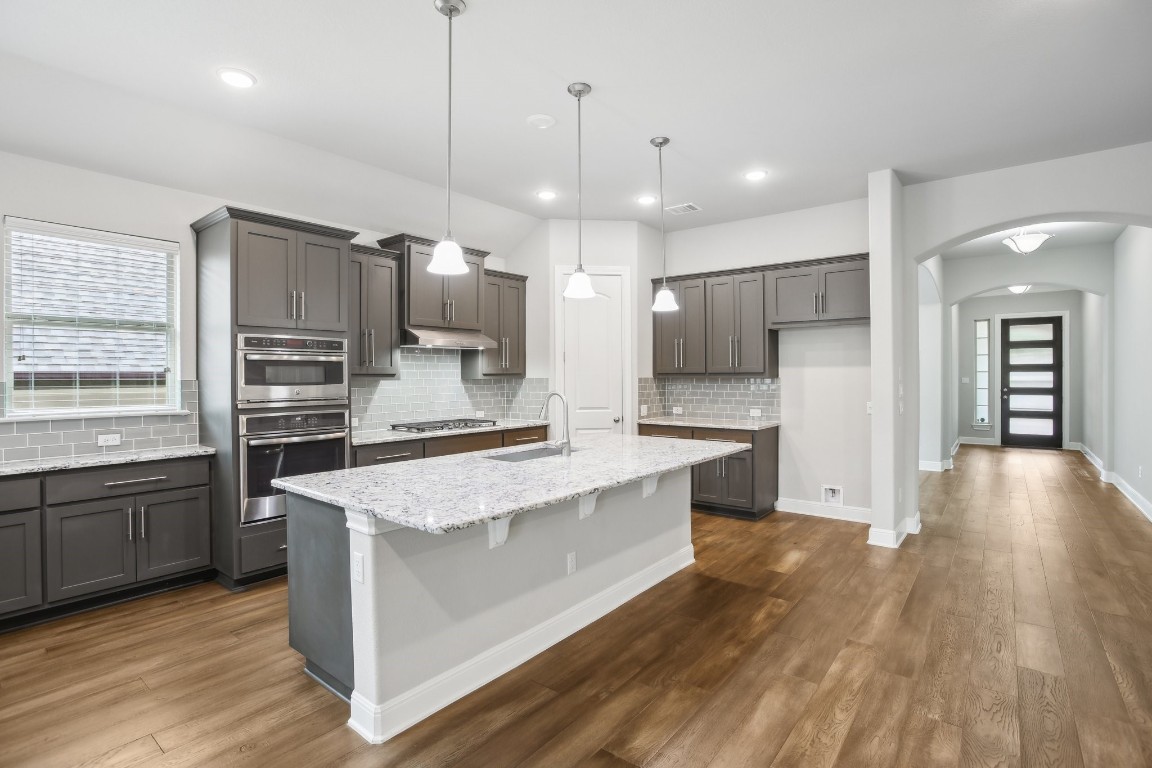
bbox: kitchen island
[272,433,746,744]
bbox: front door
[1000,317,1063,449]
[561,271,625,438]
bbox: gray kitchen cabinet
[769,264,821,323]
[354,440,426,468]
[228,213,352,332]
[350,244,399,375]
[769,257,869,324]
[463,271,526,377]
[0,507,42,616]
[692,459,726,505]
[705,273,767,374]
[721,450,755,508]
[136,487,212,580]
[653,279,706,375]
[819,260,870,321]
[46,498,137,602]
[379,234,488,332]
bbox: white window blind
[3,217,178,416]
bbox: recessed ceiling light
[217,67,257,88]
[744,170,767,182]
[526,114,556,130]
[1008,285,1032,294]
[536,190,557,201]
[636,195,657,205]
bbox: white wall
[942,245,1115,306]
[1112,226,1152,510]
[1081,291,1109,464]
[918,260,945,468]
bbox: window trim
[2,216,182,420]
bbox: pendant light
[563,82,596,299]
[1002,228,1053,255]
[650,137,678,312]
[428,0,469,275]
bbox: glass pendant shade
[428,235,468,275]
[563,267,596,299]
[652,285,679,312]
[1002,231,1053,255]
[1008,285,1032,294]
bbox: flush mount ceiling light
[744,169,767,182]
[536,190,557,201]
[650,137,678,313]
[636,195,657,205]
[1008,285,1032,294]
[427,0,470,276]
[526,113,556,130]
[1002,229,1054,255]
[562,82,596,300]
[217,67,256,88]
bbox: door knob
[613,417,621,423]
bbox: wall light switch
[866,402,872,415]
[672,406,684,415]
[640,404,649,416]
[961,377,971,384]
[566,552,577,575]
[749,408,762,418]
[96,432,122,447]
[475,410,485,418]
[351,417,360,427]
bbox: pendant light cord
[445,10,454,239]
[658,144,667,287]
[576,91,583,271]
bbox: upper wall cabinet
[377,235,487,331]
[768,257,869,325]
[653,279,707,375]
[462,271,527,378]
[192,207,357,333]
[705,273,765,374]
[350,244,399,376]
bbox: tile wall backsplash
[352,348,550,432]
[0,380,199,462]
[639,376,781,421]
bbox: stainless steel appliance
[239,409,349,525]
[390,418,497,433]
[236,334,348,408]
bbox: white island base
[343,467,692,744]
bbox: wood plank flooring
[2,446,1151,766]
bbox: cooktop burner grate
[390,418,498,433]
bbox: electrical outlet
[672,406,684,415]
[640,404,649,416]
[961,377,971,384]
[352,417,360,427]
[566,552,577,575]
[749,408,762,418]
[353,553,365,583]
[475,410,485,418]
[96,431,122,447]
[821,485,843,507]
[866,402,872,415]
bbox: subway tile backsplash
[639,376,781,421]
[0,380,199,462]
[352,348,550,433]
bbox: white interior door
[560,271,625,438]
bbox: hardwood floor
[2,445,1151,767]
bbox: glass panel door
[1000,317,1063,449]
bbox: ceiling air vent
[665,202,701,216]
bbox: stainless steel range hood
[401,326,497,350]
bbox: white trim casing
[959,436,998,446]
[1113,475,1152,524]
[919,460,952,472]
[951,438,960,456]
[776,498,871,524]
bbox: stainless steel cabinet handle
[650,434,679,438]
[705,438,737,443]
[444,300,450,321]
[514,437,539,442]
[105,476,168,487]
[278,544,288,551]
[126,508,133,541]
[735,336,740,368]
[300,292,305,321]
[813,292,817,315]
[370,328,376,367]
[361,329,368,367]
[728,336,734,367]
[375,452,412,460]
[248,431,349,447]
[722,457,728,478]
[679,338,684,368]
[820,292,825,314]
[139,507,146,540]
[291,290,298,320]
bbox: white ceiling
[1,0,1150,232]
[941,221,1126,260]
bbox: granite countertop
[352,419,552,447]
[637,416,781,431]
[273,433,746,534]
[0,445,217,478]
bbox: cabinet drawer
[0,477,40,513]
[46,459,210,506]
[503,427,548,446]
[354,441,425,467]
[240,525,288,573]
[637,424,694,440]
[424,431,502,458]
[692,428,753,445]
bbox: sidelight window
[2,218,179,417]
[974,319,990,426]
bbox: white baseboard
[959,436,998,447]
[1113,474,1152,525]
[951,438,960,456]
[919,460,951,472]
[867,525,907,548]
[347,544,696,744]
[906,511,922,535]
[1077,444,1115,481]
[776,497,871,524]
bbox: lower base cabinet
[0,508,42,615]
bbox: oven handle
[243,354,347,363]
[246,431,349,447]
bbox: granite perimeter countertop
[273,433,745,534]
[352,419,552,447]
[637,416,781,431]
[0,445,216,478]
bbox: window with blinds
[3,218,178,416]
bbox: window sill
[971,424,993,431]
[0,408,190,423]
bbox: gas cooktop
[390,418,498,433]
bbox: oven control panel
[239,335,346,352]
[240,410,349,436]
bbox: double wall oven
[236,334,349,525]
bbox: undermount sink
[485,445,570,463]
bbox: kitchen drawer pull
[105,476,168,487]
[278,544,288,551]
[515,436,539,442]
[375,452,413,460]
[650,434,680,438]
[704,438,737,443]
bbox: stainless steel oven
[239,409,349,525]
[236,334,348,408]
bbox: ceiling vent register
[665,202,701,215]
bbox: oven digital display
[241,336,345,351]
